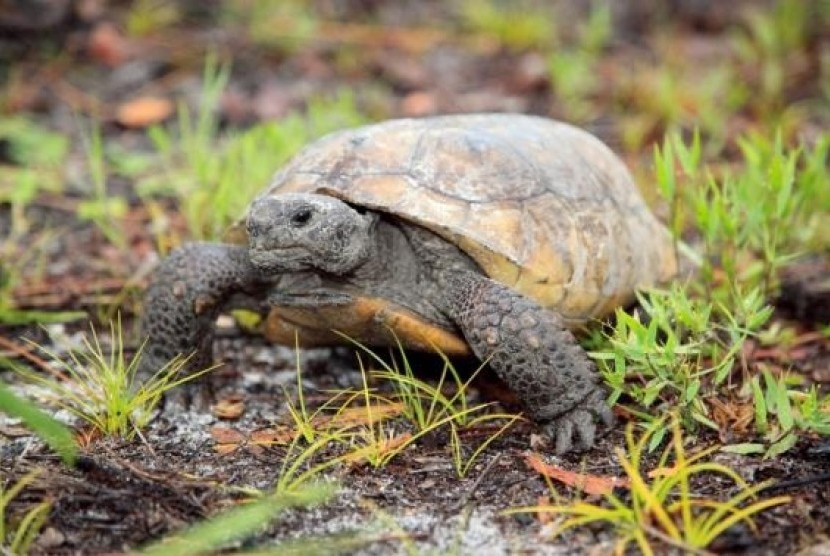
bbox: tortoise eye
[247,222,260,238]
[291,208,313,227]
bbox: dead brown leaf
[210,426,244,444]
[524,452,629,496]
[116,97,174,128]
[88,22,130,67]
[311,402,404,430]
[213,396,245,420]
[250,426,295,446]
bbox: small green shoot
[11,319,214,440]
[731,0,812,114]
[508,419,790,554]
[0,470,52,555]
[547,2,612,121]
[0,116,68,167]
[727,369,830,457]
[449,413,520,479]
[77,122,128,249]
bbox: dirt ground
[2,1,830,554]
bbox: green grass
[9,317,213,440]
[730,0,814,117]
[0,118,84,325]
[590,128,830,450]
[220,0,319,54]
[547,2,612,122]
[267,339,520,487]
[508,419,790,555]
[1,471,52,555]
[459,0,556,51]
[139,58,369,244]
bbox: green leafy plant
[508,419,790,555]
[593,283,772,442]
[594,129,828,444]
[10,318,213,439]
[616,61,749,152]
[655,118,829,302]
[1,471,52,554]
[724,369,830,458]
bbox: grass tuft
[10,317,213,440]
[508,419,790,554]
[0,470,52,555]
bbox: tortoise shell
[229,114,678,353]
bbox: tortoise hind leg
[436,271,613,454]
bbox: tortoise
[139,113,677,454]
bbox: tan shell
[232,114,677,349]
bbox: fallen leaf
[215,443,240,456]
[250,426,295,446]
[213,396,245,420]
[210,425,244,444]
[311,402,405,430]
[116,97,174,128]
[211,425,291,455]
[524,452,629,496]
[401,91,438,117]
[88,22,129,67]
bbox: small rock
[529,433,549,451]
[36,527,66,550]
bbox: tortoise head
[246,193,377,275]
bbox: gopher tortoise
[139,113,677,454]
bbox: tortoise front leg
[436,271,613,454]
[138,242,265,380]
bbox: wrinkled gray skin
[140,193,613,454]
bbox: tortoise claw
[544,389,613,455]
